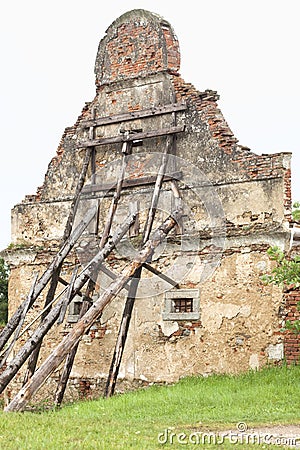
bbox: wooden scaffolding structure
[0,102,186,412]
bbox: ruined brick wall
[94,9,180,86]
[4,9,294,403]
[283,288,300,365]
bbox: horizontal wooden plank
[78,125,185,148]
[82,171,183,194]
[81,103,186,128]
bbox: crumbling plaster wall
[6,245,284,400]
[68,248,283,383]
[6,9,294,401]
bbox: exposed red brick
[283,289,300,365]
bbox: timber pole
[0,273,39,368]
[0,204,96,355]
[104,266,142,397]
[22,268,62,385]
[53,280,93,407]
[63,148,92,240]
[5,209,181,412]
[0,212,137,396]
[21,148,92,382]
[53,141,132,405]
[105,139,173,396]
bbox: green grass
[0,365,299,449]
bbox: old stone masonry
[3,9,299,404]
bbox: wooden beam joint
[80,102,186,128]
[82,171,183,194]
[78,125,185,148]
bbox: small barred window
[163,289,200,321]
[172,298,193,313]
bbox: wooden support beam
[54,278,95,407]
[0,210,137,396]
[94,200,100,235]
[22,147,92,384]
[4,208,182,412]
[129,201,140,237]
[53,140,133,405]
[81,103,186,128]
[78,125,185,148]
[91,148,96,185]
[105,266,142,398]
[142,263,179,289]
[98,264,130,291]
[22,268,61,386]
[99,140,132,248]
[0,205,97,354]
[105,139,173,397]
[63,148,93,241]
[57,278,93,300]
[169,94,184,235]
[57,267,79,325]
[82,171,183,194]
[0,273,39,369]
[142,137,172,243]
[89,109,96,186]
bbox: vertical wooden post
[99,140,132,248]
[105,138,173,397]
[129,201,140,237]
[54,278,94,406]
[90,109,97,187]
[57,267,79,325]
[63,148,93,241]
[142,137,172,244]
[170,95,183,235]
[104,266,142,397]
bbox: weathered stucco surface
[4,9,293,403]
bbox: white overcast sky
[0,0,299,250]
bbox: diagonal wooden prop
[5,208,182,412]
[0,210,137,397]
